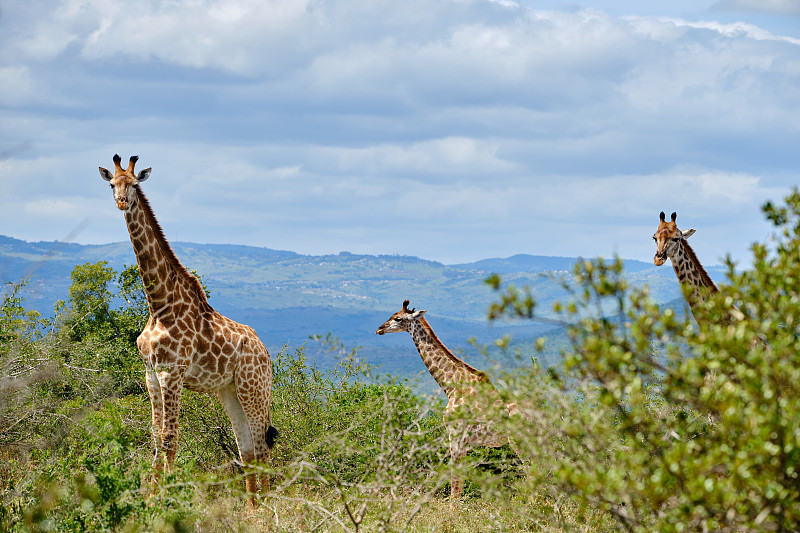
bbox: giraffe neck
[124,187,211,316]
[407,318,489,399]
[670,240,718,312]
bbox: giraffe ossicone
[99,155,276,508]
[376,299,519,500]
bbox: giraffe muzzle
[375,327,386,335]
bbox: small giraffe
[99,155,276,508]
[376,299,518,500]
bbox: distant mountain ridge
[452,254,655,274]
[0,234,720,390]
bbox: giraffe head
[375,299,426,335]
[99,154,152,211]
[653,211,696,266]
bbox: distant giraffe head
[99,154,152,211]
[375,299,426,335]
[653,211,696,266]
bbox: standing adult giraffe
[652,211,718,317]
[376,299,518,500]
[99,155,276,507]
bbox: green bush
[1,266,461,530]
[487,189,800,532]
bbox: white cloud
[712,0,800,16]
[0,0,798,264]
[322,137,514,177]
[81,0,315,73]
[643,17,800,44]
[22,197,93,218]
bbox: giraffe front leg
[144,369,164,487]
[448,431,468,501]
[156,368,185,474]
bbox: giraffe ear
[681,229,696,239]
[137,168,152,182]
[99,167,113,182]
[411,309,426,319]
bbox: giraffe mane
[681,239,718,293]
[134,187,212,308]
[418,317,491,383]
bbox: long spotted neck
[407,317,488,400]
[124,187,211,316]
[670,240,718,313]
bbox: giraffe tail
[266,425,279,449]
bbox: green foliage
[6,402,202,533]
[58,262,149,396]
[64,261,116,341]
[3,259,467,532]
[1,263,154,531]
[1,279,42,345]
[0,279,61,454]
[270,337,446,481]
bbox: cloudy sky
[1,0,798,266]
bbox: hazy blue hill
[0,234,725,388]
[186,243,300,263]
[452,253,655,274]
[238,305,562,395]
[227,304,558,352]
[450,254,653,274]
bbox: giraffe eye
[671,237,680,242]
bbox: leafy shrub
[488,189,800,532]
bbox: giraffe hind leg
[217,384,259,506]
[235,385,272,497]
[260,425,277,494]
